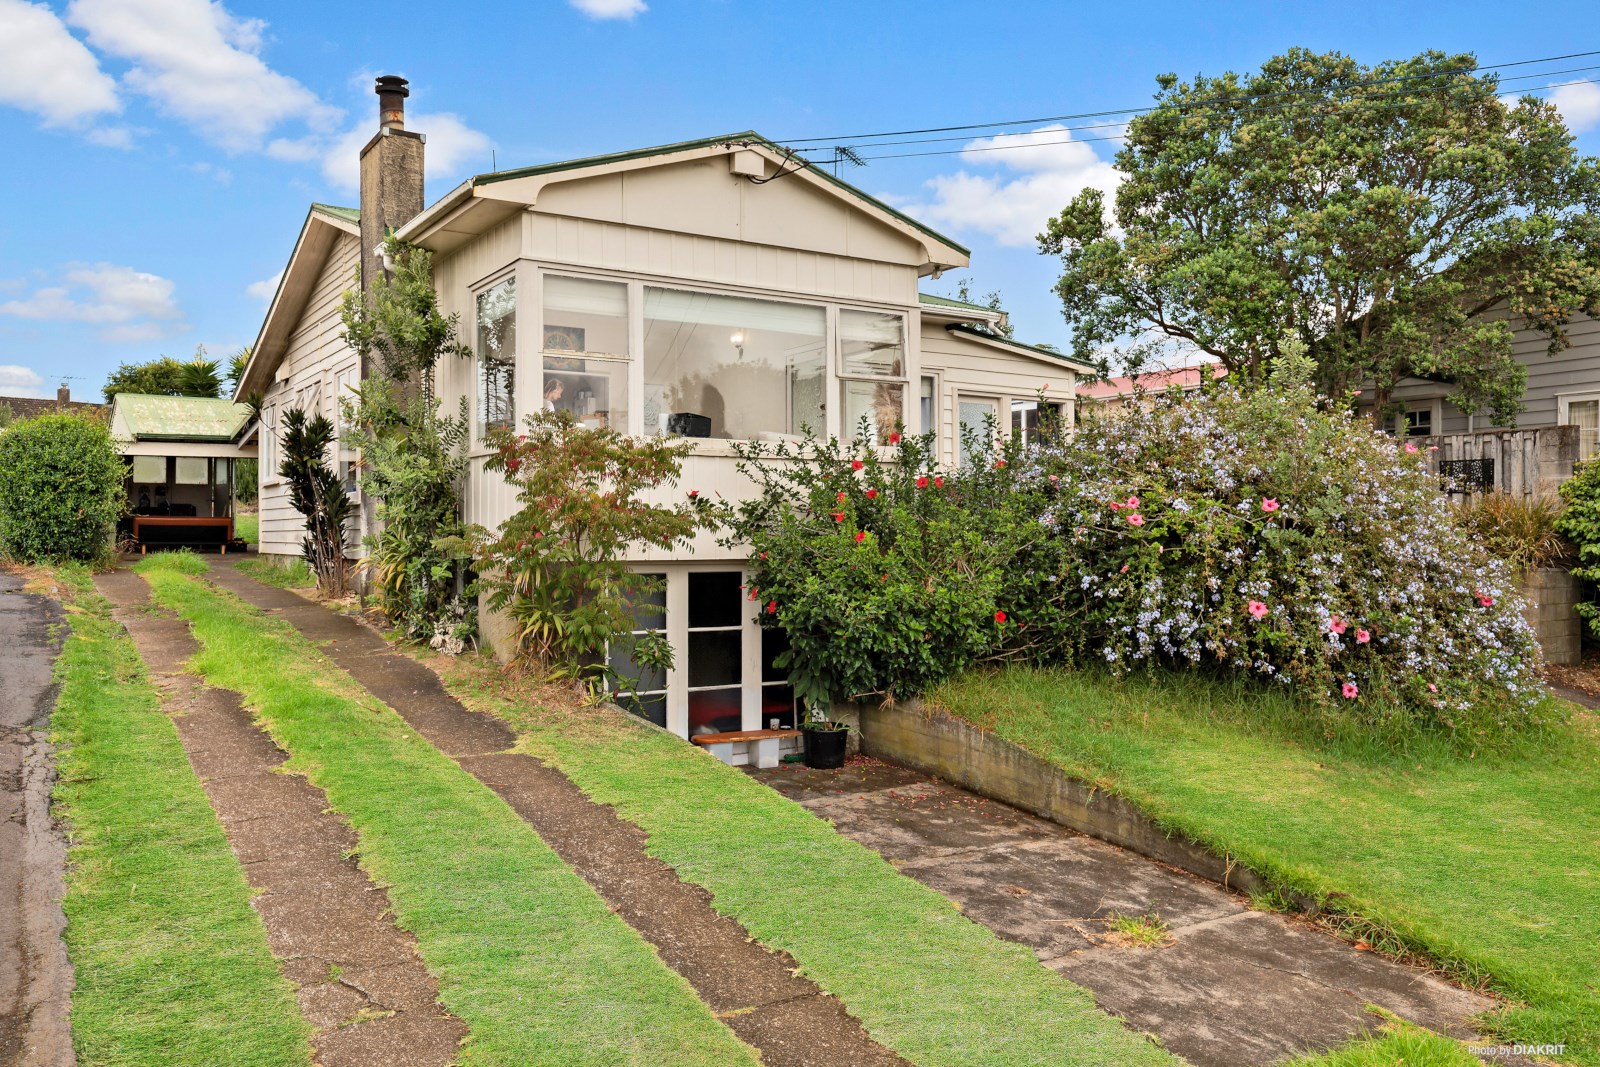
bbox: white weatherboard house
[238,77,1092,747]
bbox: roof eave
[943,324,1097,375]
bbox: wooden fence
[1414,425,1579,497]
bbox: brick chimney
[359,75,425,296]
[57,384,70,406]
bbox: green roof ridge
[919,292,999,313]
[311,202,360,223]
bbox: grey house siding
[1364,311,1600,433]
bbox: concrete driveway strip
[0,573,74,1067]
[756,760,1502,1067]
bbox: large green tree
[1041,48,1600,423]
[103,348,223,401]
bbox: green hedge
[0,413,124,562]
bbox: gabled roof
[234,203,360,400]
[944,323,1097,376]
[0,393,103,420]
[112,394,252,442]
[1077,364,1228,400]
[398,131,969,271]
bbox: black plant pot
[802,724,849,769]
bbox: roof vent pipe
[375,75,409,130]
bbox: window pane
[688,571,742,629]
[543,276,629,358]
[132,455,165,483]
[607,632,667,696]
[1570,400,1600,460]
[688,688,742,736]
[644,287,825,440]
[840,309,905,378]
[175,457,209,485]
[688,631,741,688]
[960,398,998,467]
[619,693,667,728]
[1403,408,1432,437]
[919,376,937,437]
[761,626,790,683]
[543,357,628,432]
[215,458,232,485]
[477,278,516,437]
[622,573,667,629]
[842,379,903,445]
[759,684,797,730]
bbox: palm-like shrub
[279,408,354,596]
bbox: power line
[789,63,1600,155]
[775,48,1600,146]
[794,75,1600,165]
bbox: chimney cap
[375,75,409,130]
[375,74,410,98]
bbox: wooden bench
[133,515,235,553]
[692,728,801,769]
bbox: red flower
[1477,593,1494,608]
[888,432,901,444]
[837,490,847,502]
[851,460,864,471]
[855,531,866,543]
[688,489,699,498]
[866,488,878,499]
[759,551,768,560]
[766,599,777,614]
[1109,500,1122,510]
[506,458,521,473]
[934,476,944,488]
[832,511,845,523]
[916,475,929,489]
[995,459,1007,469]
[994,610,1007,623]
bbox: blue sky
[1,0,1598,400]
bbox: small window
[477,278,517,438]
[839,310,906,444]
[261,406,277,481]
[919,375,937,440]
[175,457,209,485]
[1564,398,1600,461]
[132,455,165,484]
[1011,399,1063,444]
[1402,407,1433,437]
[958,396,1000,467]
[608,573,668,728]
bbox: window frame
[471,267,519,449]
[260,403,280,486]
[836,304,909,445]
[538,270,634,435]
[1559,391,1600,461]
[1393,398,1442,438]
[956,392,1004,467]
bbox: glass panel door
[686,571,743,736]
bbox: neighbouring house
[109,393,255,553]
[236,76,1094,748]
[0,385,103,425]
[1076,364,1228,418]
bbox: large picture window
[839,309,906,444]
[476,277,516,438]
[644,288,824,441]
[542,275,629,432]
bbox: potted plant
[800,701,849,769]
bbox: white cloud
[0,365,47,398]
[66,0,340,151]
[317,111,494,193]
[570,0,646,19]
[246,269,282,302]
[903,125,1122,247]
[0,262,186,341]
[0,0,119,126]
[1551,81,1600,135]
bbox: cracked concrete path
[205,559,907,1067]
[755,759,1501,1067]
[96,569,468,1067]
[0,573,73,1067]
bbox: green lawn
[233,512,257,544]
[435,658,1179,1067]
[139,554,759,1067]
[48,563,312,1067]
[931,666,1600,1066]
[233,555,314,590]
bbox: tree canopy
[103,349,223,401]
[1040,48,1600,423]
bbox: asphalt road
[0,573,72,1067]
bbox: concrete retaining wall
[848,698,1313,908]
[1522,567,1582,666]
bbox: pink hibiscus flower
[1261,498,1279,513]
[1342,681,1359,699]
[1329,615,1348,635]
[1127,513,1144,526]
[1248,600,1269,619]
[1404,441,1419,454]
[1355,629,1371,644]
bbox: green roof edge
[919,292,1000,313]
[311,202,360,223]
[471,131,970,258]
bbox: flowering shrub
[724,426,1043,709]
[1022,376,1543,736]
[480,411,717,681]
